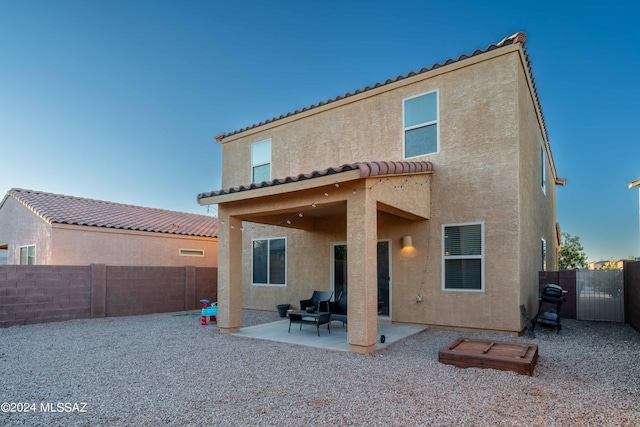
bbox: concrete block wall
[105,266,188,317]
[0,265,92,327]
[195,267,217,307]
[0,265,218,328]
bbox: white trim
[179,249,205,257]
[251,236,287,287]
[541,238,547,271]
[403,89,440,159]
[442,221,484,292]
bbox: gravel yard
[1,311,639,426]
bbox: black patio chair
[300,290,333,313]
[329,291,348,328]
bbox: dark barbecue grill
[534,284,567,334]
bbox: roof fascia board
[217,44,522,144]
[51,223,217,241]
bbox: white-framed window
[252,237,286,286]
[541,145,546,195]
[19,244,36,265]
[442,222,484,291]
[403,90,439,158]
[251,139,271,184]
[179,249,205,257]
[541,238,547,271]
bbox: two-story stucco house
[198,32,565,353]
[0,188,218,267]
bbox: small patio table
[287,310,331,336]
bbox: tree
[558,232,588,270]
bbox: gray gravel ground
[1,311,639,426]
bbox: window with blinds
[443,223,483,291]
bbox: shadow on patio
[231,319,427,352]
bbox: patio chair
[329,291,348,328]
[300,290,333,313]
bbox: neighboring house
[0,188,218,267]
[589,260,626,270]
[197,32,565,353]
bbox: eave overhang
[197,161,433,206]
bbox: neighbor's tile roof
[197,160,433,200]
[3,188,217,237]
[214,32,545,142]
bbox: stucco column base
[350,343,376,354]
[219,327,241,334]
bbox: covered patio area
[198,161,433,354]
[231,318,427,352]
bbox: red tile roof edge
[6,188,218,238]
[197,160,433,200]
[213,32,539,142]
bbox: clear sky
[1,1,639,262]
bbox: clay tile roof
[197,160,433,200]
[214,32,543,142]
[3,188,217,237]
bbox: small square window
[19,245,35,265]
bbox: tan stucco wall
[215,45,561,334]
[50,225,218,267]
[0,198,52,264]
[516,59,560,321]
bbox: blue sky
[1,1,639,262]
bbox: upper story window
[252,139,271,183]
[403,90,439,158]
[19,245,35,265]
[443,222,483,291]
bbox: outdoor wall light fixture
[402,235,413,249]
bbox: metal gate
[576,270,624,322]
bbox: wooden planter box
[439,338,538,376]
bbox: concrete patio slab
[231,318,427,352]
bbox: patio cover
[198,161,433,353]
